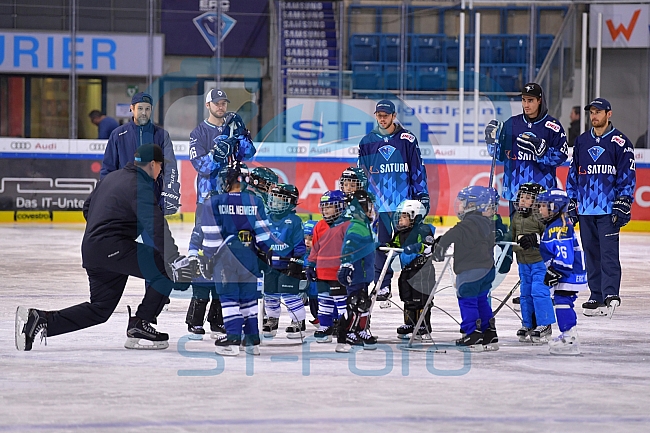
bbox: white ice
[1,223,649,432]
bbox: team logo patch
[545,121,560,132]
[588,146,605,162]
[400,132,415,143]
[378,145,396,161]
[612,136,626,147]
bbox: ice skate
[377,287,392,309]
[357,329,377,350]
[209,322,226,339]
[285,320,306,339]
[582,299,607,317]
[512,296,521,312]
[314,326,334,343]
[214,334,241,356]
[516,326,532,342]
[187,324,205,341]
[482,318,499,351]
[549,327,580,356]
[397,323,414,339]
[15,306,48,351]
[125,306,169,350]
[335,332,364,353]
[529,325,552,344]
[309,318,320,328]
[262,317,279,338]
[243,334,261,356]
[604,295,621,319]
[455,331,484,352]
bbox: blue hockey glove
[211,136,237,163]
[305,266,317,283]
[337,263,354,286]
[418,195,431,214]
[517,233,539,250]
[543,267,562,287]
[403,243,433,256]
[567,199,579,226]
[516,134,547,158]
[612,196,632,228]
[161,181,181,215]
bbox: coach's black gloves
[612,196,632,228]
[516,134,547,158]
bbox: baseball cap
[374,99,395,114]
[131,92,153,105]
[134,143,164,163]
[584,97,612,112]
[206,89,230,104]
[521,83,543,98]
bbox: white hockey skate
[124,306,169,350]
[548,327,580,355]
[605,295,621,319]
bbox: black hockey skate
[285,320,306,339]
[336,332,364,353]
[314,326,334,343]
[376,287,392,309]
[516,326,532,342]
[397,323,414,337]
[456,331,484,352]
[15,306,48,351]
[209,321,226,338]
[125,306,169,350]
[529,325,552,344]
[242,334,261,356]
[263,317,279,338]
[214,334,242,356]
[357,329,377,350]
[482,318,499,351]
[512,296,521,311]
[604,295,621,319]
[582,299,607,317]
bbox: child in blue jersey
[262,184,308,339]
[358,100,430,304]
[386,200,436,339]
[513,183,556,343]
[534,188,588,355]
[200,162,272,357]
[303,220,320,327]
[485,83,568,209]
[433,186,498,352]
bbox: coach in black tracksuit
[43,144,184,337]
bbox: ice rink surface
[1,223,649,433]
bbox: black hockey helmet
[268,183,299,214]
[218,161,249,193]
[346,189,374,218]
[515,182,545,215]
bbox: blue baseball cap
[206,89,230,104]
[584,98,611,112]
[374,100,395,114]
[131,92,153,105]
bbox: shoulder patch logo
[545,121,560,132]
[400,132,415,143]
[378,145,396,161]
[612,135,626,147]
[588,145,605,162]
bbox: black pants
[46,238,174,337]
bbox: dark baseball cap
[374,99,395,114]
[131,92,153,105]
[521,83,543,98]
[584,98,612,112]
[206,89,230,104]
[134,143,164,163]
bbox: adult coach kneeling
[16,144,193,352]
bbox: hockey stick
[366,247,402,320]
[492,280,521,316]
[487,121,502,189]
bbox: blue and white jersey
[358,125,429,213]
[189,113,256,204]
[268,212,307,270]
[566,124,636,215]
[493,114,568,201]
[200,190,272,259]
[539,217,588,292]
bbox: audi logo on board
[173,144,187,152]
[286,146,307,154]
[88,143,106,151]
[10,141,31,150]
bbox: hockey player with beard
[386,200,436,339]
[533,188,588,355]
[358,100,430,305]
[305,190,350,344]
[484,83,568,212]
[433,186,498,352]
[184,89,256,339]
[200,162,272,356]
[262,184,308,339]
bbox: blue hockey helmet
[534,188,570,223]
[455,185,492,220]
[267,183,299,215]
[486,187,500,215]
[319,190,347,225]
[217,161,249,193]
[303,220,317,236]
[339,167,368,194]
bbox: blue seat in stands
[352,62,382,90]
[384,63,415,90]
[504,35,528,64]
[412,35,445,64]
[416,64,447,91]
[350,34,380,63]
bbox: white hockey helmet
[394,200,427,231]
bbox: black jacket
[82,163,179,268]
[438,212,494,274]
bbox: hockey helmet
[455,185,492,220]
[534,188,570,223]
[303,220,317,236]
[486,187,500,215]
[319,190,347,225]
[249,166,279,196]
[267,183,299,215]
[515,182,545,215]
[346,190,374,219]
[394,200,427,231]
[217,161,249,193]
[339,167,368,194]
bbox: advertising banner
[590,4,650,48]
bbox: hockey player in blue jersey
[200,162,272,356]
[358,100,430,304]
[433,186,498,352]
[534,188,588,355]
[262,183,308,339]
[185,89,256,339]
[485,83,568,210]
[566,98,636,318]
